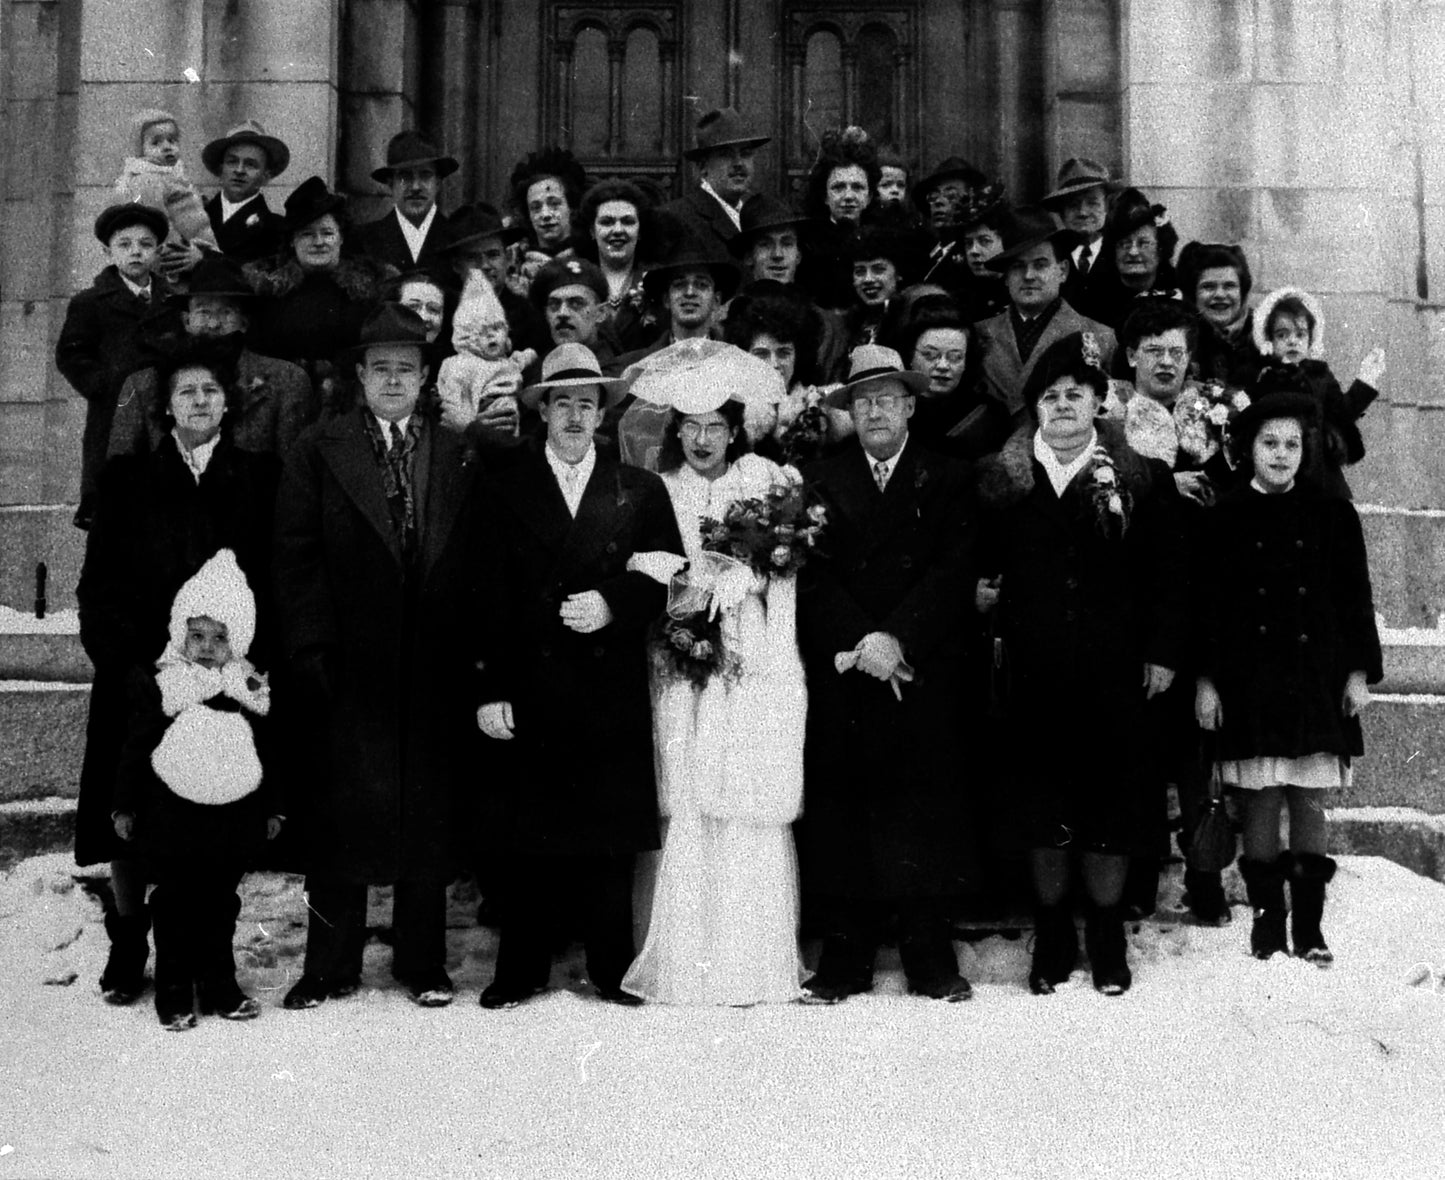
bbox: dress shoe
[282,973,331,1010]
[908,974,973,1002]
[198,978,261,1020]
[596,985,644,1007]
[155,984,197,1031]
[800,973,872,1005]
[403,970,455,1008]
[479,981,542,1010]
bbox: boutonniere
[245,213,261,229]
[1087,445,1132,539]
[241,375,268,399]
[913,465,930,492]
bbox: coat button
[1298,586,1307,596]
[606,541,618,554]
[1299,633,1308,644]
[1257,587,1266,597]
[593,645,605,658]
[1295,539,1305,549]
[901,555,913,570]
[541,646,552,659]
[858,559,868,570]
[1255,541,1264,550]
[1258,625,1267,636]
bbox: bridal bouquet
[651,552,749,689]
[699,479,827,579]
[1174,380,1250,466]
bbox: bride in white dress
[622,386,807,1005]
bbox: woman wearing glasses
[621,346,808,1005]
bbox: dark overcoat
[1199,484,1382,763]
[658,186,759,254]
[470,445,682,857]
[351,208,452,273]
[796,440,979,901]
[54,266,184,505]
[75,436,279,865]
[243,255,395,370]
[975,424,1188,852]
[205,194,287,264]
[271,409,476,883]
[109,348,313,461]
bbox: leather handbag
[1189,737,1237,874]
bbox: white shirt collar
[864,434,909,490]
[395,204,438,262]
[545,442,597,516]
[119,272,153,300]
[1033,428,1098,498]
[1074,238,1103,265]
[699,179,743,230]
[372,413,412,439]
[218,193,255,223]
[172,430,219,483]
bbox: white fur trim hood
[1252,286,1326,359]
[166,549,256,659]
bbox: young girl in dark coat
[1195,392,1382,965]
[113,549,283,1029]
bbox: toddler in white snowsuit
[436,273,536,433]
[113,108,220,252]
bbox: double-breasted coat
[1199,483,1382,763]
[796,440,979,901]
[974,424,1188,852]
[272,408,476,883]
[205,193,287,264]
[75,435,279,865]
[470,445,683,858]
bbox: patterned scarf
[363,412,421,560]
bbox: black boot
[1238,855,1290,959]
[1288,853,1337,966]
[99,910,151,1005]
[1084,904,1132,996]
[1028,904,1079,996]
[196,891,259,1020]
[1183,868,1232,926]
[149,886,196,1031]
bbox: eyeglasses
[1139,346,1187,363]
[852,393,904,413]
[680,421,730,440]
[916,349,966,366]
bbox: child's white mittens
[220,658,270,716]
[1357,347,1386,389]
[156,656,268,717]
[510,348,539,371]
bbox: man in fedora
[972,206,1116,416]
[609,233,741,372]
[912,156,987,234]
[1041,157,1118,306]
[661,107,770,252]
[108,255,312,460]
[797,344,979,1004]
[274,302,479,1010]
[470,343,682,1008]
[201,120,290,263]
[442,202,550,366]
[353,130,460,272]
[729,195,809,287]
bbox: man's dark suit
[351,207,452,273]
[658,186,760,255]
[204,194,286,263]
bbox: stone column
[339,0,420,222]
[1040,0,1121,183]
[992,0,1045,202]
[420,0,481,203]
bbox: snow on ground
[3,855,1445,1180]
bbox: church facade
[1,0,1442,621]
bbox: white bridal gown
[623,453,808,1005]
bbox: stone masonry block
[43,392,85,505]
[0,506,84,613]
[75,82,206,189]
[1361,504,1445,625]
[6,0,64,101]
[1051,0,1118,94]
[200,0,338,86]
[1124,81,1254,190]
[344,0,418,96]
[0,301,55,403]
[0,403,46,504]
[0,690,88,804]
[1250,84,1385,190]
[1255,0,1389,85]
[1125,0,1256,87]
[79,0,203,84]
[0,204,59,303]
[198,81,339,187]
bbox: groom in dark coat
[471,343,683,1008]
[798,344,980,1003]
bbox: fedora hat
[172,255,257,304]
[983,206,1077,273]
[824,343,929,408]
[282,176,347,234]
[727,196,810,257]
[371,130,459,184]
[642,234,741,302]
[519,343,630,410]
[1041,157,1117,206]
[94,202,169,245]
[683,107,770,162]
[343,302,433,367]
[201,120,291,178]
[441,202,528,254]
[911,155,986,209]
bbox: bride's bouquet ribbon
[833,646,915,702]
[665,551,754,621]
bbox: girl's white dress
[622,454,807,1004]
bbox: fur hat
[166,549,256,660]
[282,175,347,234]
[1252,286,1326,359]
[131,108,177,156]
[529,256,608,308]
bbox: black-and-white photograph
[2,2,1444,1175]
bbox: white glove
[560,591,613,634]
[477,701,515,740]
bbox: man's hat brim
[641,258,742,302]
[202,131,291,179]
[824,367,930,409]
[683,135,771,162]
[983,226,1078,273]
[94,203,170,245]
[372,156,460,184]
[519,372,630,411]
[1041,177,1119,206]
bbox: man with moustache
[470,344,683,1008]
[353,131,459,272]
[200,121,290,263]
[972,206,1116,417]
[528,257,624,369]
[796,345,978,1004]
[661,107,769,253]
[274,303,478,1010]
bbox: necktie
[1077,249,1091,279]
[874,460,889,493]
[389,421,405,455]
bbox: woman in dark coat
[1074,187,1180,333]
[975,332,1187,996]
[244,176,395,414]
[1196,391,1382,965]
[76,338,279,1005]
